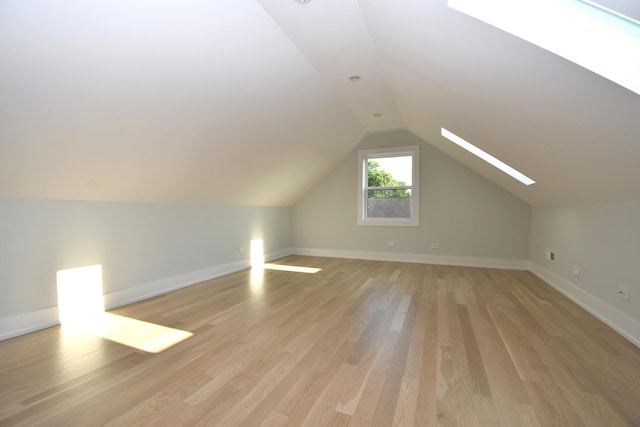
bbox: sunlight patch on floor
[262,263,322,274]
[57,264,193,353]
[88,313,193,353]
[250,266,264,296]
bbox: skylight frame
[448,0,640,95]
[579,0,640,26]
[441,128,535,186]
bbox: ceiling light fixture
[441,128,536,186]
[348,75,361,82]
[295,0,311,3]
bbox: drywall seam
[293,247,529,270]
[530,262,640,349]
[0,247,293,341]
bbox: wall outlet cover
[546,250,556,263]
[617,286,630,301]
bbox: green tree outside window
[367,160,410,198]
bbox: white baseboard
[293,247,529,270]
[102,260,250,310]
[0,307,60,342]
[530,263,640,349]
[6,249,636,351]
[0,247,293,341]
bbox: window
[441,128,535,185]
[357,145,419,226]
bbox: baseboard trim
[293,247,529,270]
[0,247,293,341]
[530,263,640,349]
[0,307,60,342]
[6,250,637,351]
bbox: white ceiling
[1,0,639,206]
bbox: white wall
[0,198,291,339]
[530,201,640,346]
[292,130,531,268]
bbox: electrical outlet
[238,246,245,254]
[431,242,440,249]
[546,250,556,263]
[387,240,396,247]
[617,286,629,301]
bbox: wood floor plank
[415,266,439,426]
[1,256,640,426]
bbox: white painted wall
[530,201,640,346]
[292,130,531,268]
[0,198,291,339]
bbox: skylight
[448,0,640,95]
[441,128,536,186]
[579,0,640,25]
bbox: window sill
[357,218,419,227]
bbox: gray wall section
[2,130,639,343]
[531,201,640,325]
[0,198,291,318]
[292,130,531,260]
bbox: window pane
[367,189,412,219]
[368,156,412,187]
[357,145,419,227]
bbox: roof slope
[1,0,638,206]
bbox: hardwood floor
[1,256,639,426]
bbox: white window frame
[357,145,420,227]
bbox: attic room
[1,0,639,425]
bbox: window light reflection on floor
[250,266,264,295]
[262,263,321,274]
[90,313,193,353]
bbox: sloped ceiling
[1,0,639,206]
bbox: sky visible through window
[373,156,412,185]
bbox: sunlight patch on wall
[57,265,192,353]
[57,265,105,327]
[251,239,264,268]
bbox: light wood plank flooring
[1,256,640,426]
